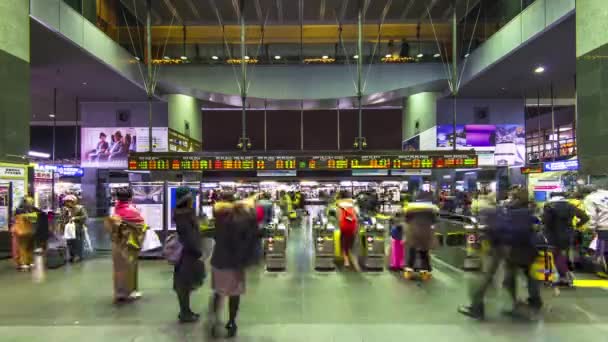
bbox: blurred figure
[459,189,541,320]
[584,187,608,268]
[12,196,39,271]
[336,191,359,269]
[543,192,589,287]
[60,195,88,263]
[106,187,147,303]
[173,187,205,323]
[403,202,439,280]
[208,192,259,338]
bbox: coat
[173,207,205,291]
[403,203,439,250]
[543,200,589,249]
[210,201,258,270]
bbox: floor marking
[431,255,465,274]
[573,279,608,288]
[573,304,601,323]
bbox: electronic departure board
[128,152,478,171]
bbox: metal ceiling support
[52,87,57,163]
[146,0,153,152]
[239,0,249,151]
[400,0,415,20]
[254,0,263,23]
[300,100,304,151]
[264,99,267,151]
[356,0,364,151]
[451,3,458,151]
[299,0,304,62]
[184,0,201,20]
[339,0,349,22]
[162,0,183,24]
[75,96,79,161]
[551,82,555,161]
[337,99,341,150]
[276,0,283,24]
[320,0,326,21]
[421,0,440,20]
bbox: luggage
[333,229,341,258]
[390,238,405,270]
[529,246,557,283]
[46,247,67,269]
[163,233,183,265]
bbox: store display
[131,183,164,231]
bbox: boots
[458,304,485,320]
[403,267,415,280]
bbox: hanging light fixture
[180,25,188,61]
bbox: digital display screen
[128,152,478,171]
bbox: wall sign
[543,160,579,172]
[0,166,26,178]
[36,165,84,177]
[520,166,543,174]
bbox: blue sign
[37,165,84,177]
[543,160,579,172]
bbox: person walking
[459,189,542,320]
[336,191,359,269]
[61,195,88,263]
[403,201,439,280]
[208,193,259,338]
[173,187,205,323]
[105,187,147,303]
[543,192,589,286]
[12,196,39,271]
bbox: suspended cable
[456,2,482,91]
[426,5,454,92]
[120,5,147,91]
[246,10,271,94]
[209,0,244,95]
[333,13,358,93]
[362,0,392,93]
[151,12,177,94]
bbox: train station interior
[1,0,608,341]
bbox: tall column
[167,94,202,143]
[576,0,608,176]
[0,0,30,162]
[403,92,440,142]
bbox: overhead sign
[0,166,26,178]
[390,169,432,176]
[127,152,478,171]
[36,165,84,177]
[520,166,543,174]
[543,160,579,172]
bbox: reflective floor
[1,215,607,341]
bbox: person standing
[173,187,205,323]
[208,193,258,338]
[403,201,439,280]
[61,195,88,263]
[543,192,589,286]
[12,196,39,271]
[105,187,147,303]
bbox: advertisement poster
[437,125,466,148]
[0,184,9,231]
[167,185,199,229]
[131,184,164,231]
[81,127,168,168]
[465,124,496,147]
[494,125,525,166]
[402,135,420,151]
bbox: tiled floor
[0,220,607,341]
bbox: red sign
[520,166,543,174]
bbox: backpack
[163,233,183,265]
[339,206,358,235]
[227,205,261,268]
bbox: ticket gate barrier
[313,221,336,271]
[264,221,288,271]
[359,218,386,270]
[433,213,484,271]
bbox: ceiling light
[353,55,359,59]
[49,114,55,118]
[211,56,219,60]
[134,56,140,61]
[28,151,50,159]
[163,56,170,60]
[82,82,87,86]
[244,56,250,60]
[417,53,424,58]
[385,54,392,58]
[433,53,440,58]
[322,55,329,59]
[274,55,281,60]
[464,53,470,58]
[180,55,188,60]
[534,66,545,74]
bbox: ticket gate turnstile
[313,220,336,270]
[359,218,386,270]
[264,221,288,271]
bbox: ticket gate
[264,220,288,271]
[359,217,386,270]
[313,218,336,271]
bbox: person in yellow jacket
[12,196,39,271]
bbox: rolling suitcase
[389,238,405,270]
[530,245,557,284]
[46,246,67,269]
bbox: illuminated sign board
[36,165,84,177]
[543,160,579,172]
[128,152,478,171]
[520,166,543,174]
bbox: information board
[128,152,478,171]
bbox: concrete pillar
[0,0,30,163]
[576,0,608,175]
[402,92,440,141]
[167,94,202,144]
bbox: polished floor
[1,219,607,341]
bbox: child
[403,202,439,280]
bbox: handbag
[63,222,77,240]
[141,229,162,252]
[163,233,183,265]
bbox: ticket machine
[313,215,336,270]
[264,218,288,271]
[359,216,386,270]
